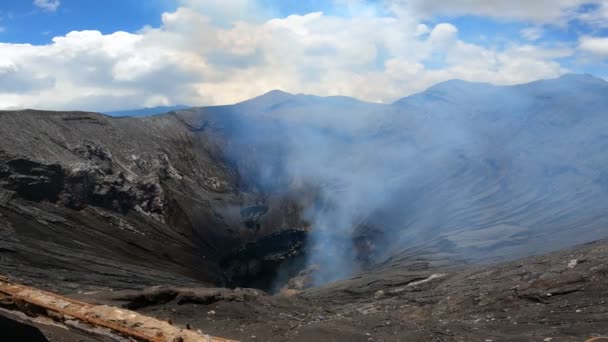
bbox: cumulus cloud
[0,2,579,111]
[33,0,61,12]
[579,36,608,57]
[429,23,458,45]
[0,64,55,93]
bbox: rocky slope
[0,110,308,292]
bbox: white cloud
[429,23,458,45]
[520,27,544,41]
[33,0,61,12]
[177,0,268,24]
[389,0,589,23]
[0,4,574,111]
[415,24,430,36]
[579,36,608,57]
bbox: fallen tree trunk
[0,276,237,342]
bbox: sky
[0,0,607,111]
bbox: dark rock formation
[0,110,308,292]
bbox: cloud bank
[0,0,606,111]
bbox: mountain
[1,74,608,340]
[200,89,386,131]
[104,105,190,117]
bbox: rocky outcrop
[0,110,308,292]
[0,153,166,218]
[221,230,308,290]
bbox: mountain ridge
[103,105,191,117]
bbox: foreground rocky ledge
[150,238,608,341]
[5,238,605,342]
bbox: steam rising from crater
[215,74,608,287]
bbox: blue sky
[0,0,174,44]
[0,0,606,111]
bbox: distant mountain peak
[234,89,295,108]
[559,72,595,79]
[394,73,607,106]
[556,73,607,84]
[393,79,494,106]
[250,89,295,102]
[425,79,492,93]
[434,78,486,86]
[263,89,293,97]
[104,105,190,117]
